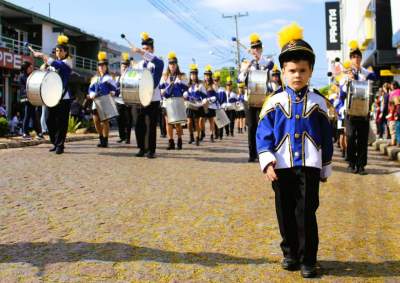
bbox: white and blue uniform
[159,75,189,98]
[256,86,334,179]
[88,74,118,110]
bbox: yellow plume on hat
[121,52,129,61]
[168,51,177,60]
[204,65,212,72]
[213,71,221,78]
[272,64,279,72]
[98,51,107,61]
[141,32,149,40]
[57,34,69,45]
[238,82,245,88]
[226,76,232,82]
[278,22,304,48]
[348,40,359,50]
[249,33,261,43]
[189,64,198,70]
[343,60,351,69]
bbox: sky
[8,0,329,87]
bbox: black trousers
[22,102,41,135]
[117,103,132,141]
[159,107,167,137]
[135,101,160,154]
[226,110,236,134]
[272,167,320,265]
[245,104,261,159]
[346,117,369,168]
[47,99,71,149]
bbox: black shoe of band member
[281,258,299,271]
[167,139,175,150]
[347,164,355,173]
[196,137,200,146]
[358,167,367,175]
[177,138,182,150]
[248,157,256,163]
[146,152,155,159]
[55,146,64,155]
[300,264,317,278]
[97,136,104,147]
[210,134,215,143]
[125,139,130,144]
[188,134,194,144]
[103,137,108,148]
[136,149,146,157]
[200,131,205,141]
[49,146,57,152]
[117,139,125,143]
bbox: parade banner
[325,2,341,50]
[0,48,33,70]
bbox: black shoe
[196,137,200,146]
[358,167,367,175]
[102,137,108,148]
[97,136,104,147]
[300,264,317,278]
[248,157,256,163]
[177,138,182,150]
[281,258,299,271]
[188,134,194,144]
[230,131,234,137]
[200,131,205,141]
[49,146,57,152]
[125,139,130,144]
[347,164,355,173]
[167,139,175,150]
[136,149,145,157]
[210,134,215,143]
[117,139,125,143]
[55,147,64,155]
[146,152,155,159]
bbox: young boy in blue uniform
[256,23,333,278]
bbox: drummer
[270,65,283,93]
[235,82,246,134]
[32,34,72,154]
[115,52,133,144]
[88,51,118,148]
[159,52,188,150]
[202,65,218,143]
[238,32,274,162]
[184,64,207,146]
[212,72,226,140]
[224,76,237,137]
[131,32,164,158]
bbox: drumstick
[120,34,135,48]
[24,42,36,54]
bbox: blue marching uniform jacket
[206,89,218,109]
[159,76,188,98]
[256,86,334,179]
[185,84,207,102]
[47,57,72,99]
[215,87,227,106]
[88,74,118,98]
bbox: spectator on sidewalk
[9,111,22,135]
[386,100,396,146]
[380,83,391,139]
[395,96,400,147]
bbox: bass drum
[120,68,154,107]
[27,70,63,107]
[94,94,119,122]
[164,97,187,125]
[247,70,269,107]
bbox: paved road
[1,131,399,282]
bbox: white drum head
[41,72,63,107]
[139,69,154,107]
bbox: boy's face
[350,54,362,69]
[282,60,312,91]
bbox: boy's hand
[320,177,328,183]
[264,162,278,182]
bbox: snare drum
[120,68,154,107]
[26,70,63,107]
[214,108,230,129]
[346,80,371,117]
[94,94,119,121]
[185,100,203,110]
[236,102,245,111]
[164,97,187,125]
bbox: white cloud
[200,0,301,13]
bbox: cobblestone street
[1,131,399,282]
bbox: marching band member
[270,64,283,92]
[213,72,227,139]
[88,51,118,148]
[115,52,133,144]
[224,76,237,137]
[235,82,246,133]
[238,32,274,162]
[341,40,377,174]
[159,52,188,150]
[256,23,333,278]
[184,64,207,146]
[202,65,218,143]
[32,34,72,154]
[131,32,164,158]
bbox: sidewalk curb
[0,134,117,150]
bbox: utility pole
[48,3,51,18]
[222,12,248,72]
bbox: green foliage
[217,67,238,90]
[67,116,81,133]
[0,117,8,137]
[319,85,330,98]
